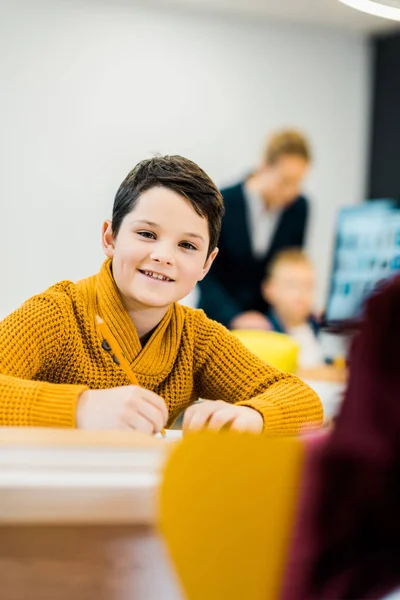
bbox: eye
[137,230,156,239]
[179,241,197,251]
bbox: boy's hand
[183,400,263,434]
[76,386,168,435]
[230,311,271,331]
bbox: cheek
[269,181,280,196]
[111,245,142,284]
[275,186,288,202]
[115,242,144,265]
[302,291,313,306]
[280,186,294,200]
[179,255,206,280]
[282,288,301,306]
[284,293,297,306]
[271,289,286,305]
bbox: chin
[139,298,173,309]
[134,292,176,309]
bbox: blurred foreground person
[284,274,400,600]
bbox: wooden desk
[0,428,183,600]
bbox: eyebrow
[133,220,205,242]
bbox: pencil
[96,315,167,436]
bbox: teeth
[143,270,171,281]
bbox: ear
[198,247,219,281]
[262,279,273,304]
[102,220,116,258]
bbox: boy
[0,156,322,434]
[262,249,345,381]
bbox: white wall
[0,0,371,318]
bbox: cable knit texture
[0,260,323,431]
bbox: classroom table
[0,427,183,600]
[0,379,343,600]
[1,405,395,600]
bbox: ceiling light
[338,0,400,20]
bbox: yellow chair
[232,329,299,373]
[159,431,304,600]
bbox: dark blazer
[198,181,309,326]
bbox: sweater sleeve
[0,293,88,427]
[193,311,323,434]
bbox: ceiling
[138,0,400,34]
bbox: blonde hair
[265,248,313,280]
[264,130,312,165]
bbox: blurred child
[262,249,345,381]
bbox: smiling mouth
[139,269,175,282]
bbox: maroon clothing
[282,276,400,600]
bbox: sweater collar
[94,259,185,378]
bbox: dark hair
[111,155,224,256]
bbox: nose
[149,241,175,266]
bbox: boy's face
[102,186,218,311]
[263,262,315,325]
[259,154,309,209]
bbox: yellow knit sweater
[0,260,322,431]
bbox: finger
[137,400,166,433]
[134,398,166,433]
[229,415,251,433]
[229,412,263,434]
[182,401,211,428]
[207,407,236,431]
[121,408,155,435]
[131,387,169,424]
[183,401,219,432]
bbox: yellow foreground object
[159,431,304,600]
[232,329,299,372]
